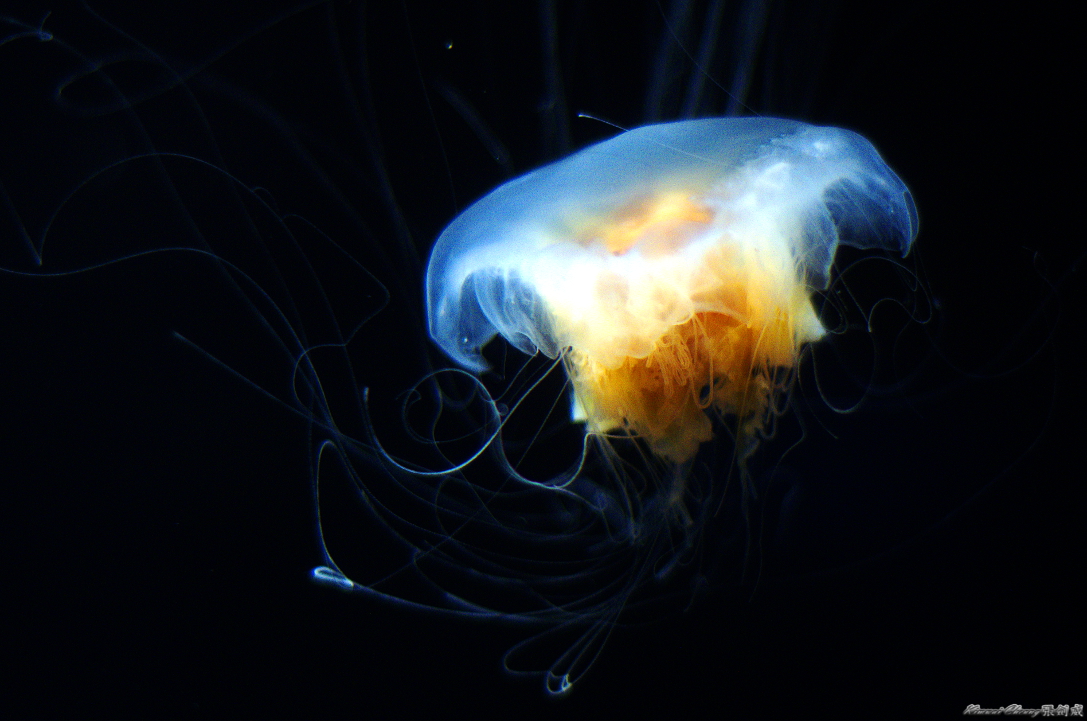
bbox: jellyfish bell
[426,117,918,510]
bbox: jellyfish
[427,117,917,508]
[3,0,1069,713]
[1,0,926,699]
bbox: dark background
[2,1,1081,717]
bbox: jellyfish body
[427,118,918,465]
